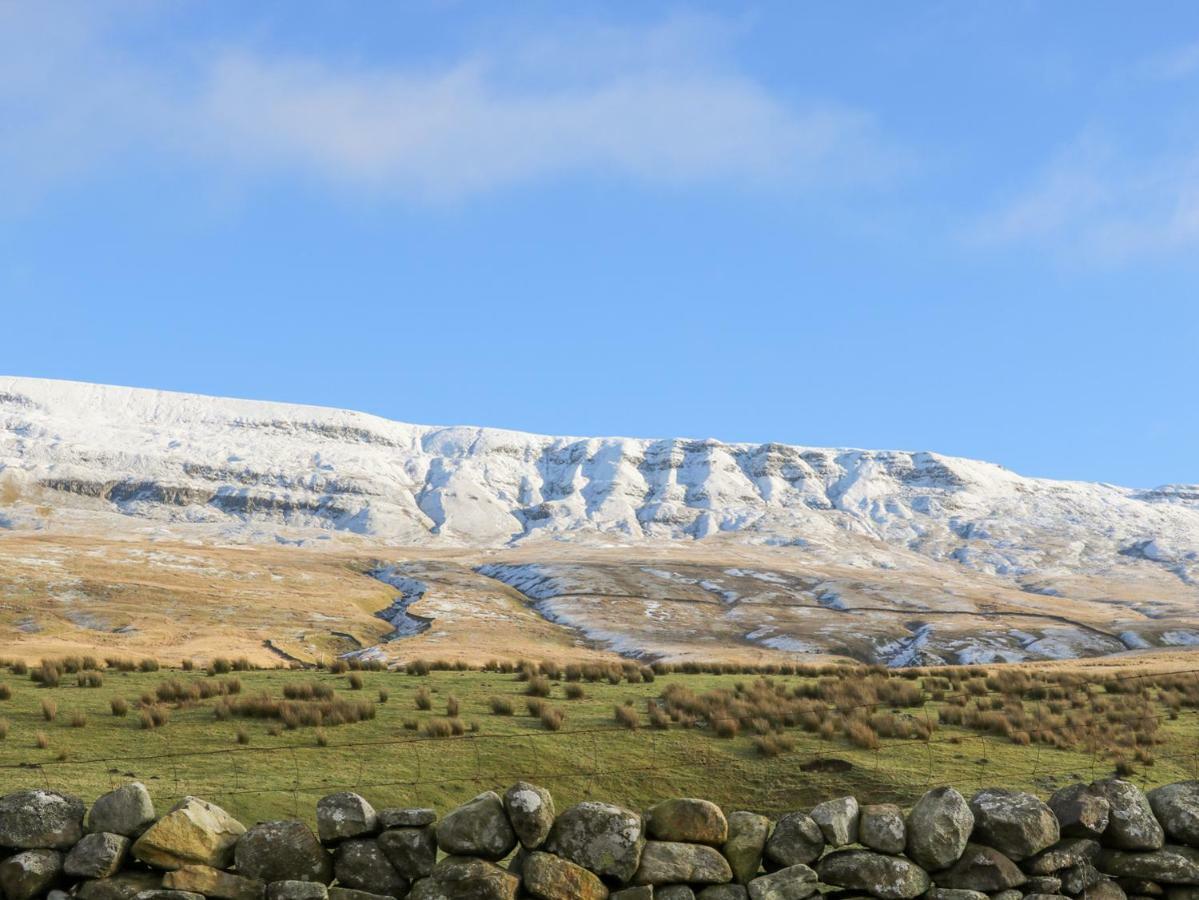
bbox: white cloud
[196,52,883,199]
[1144,40,1199,81]
[970,137,1199,261]
[0,5,899,203]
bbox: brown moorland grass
[6,531,1199,677]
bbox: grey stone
[922,890,987,900]
[1023,895,1070,900]
[809,796,859,847]
[1050,784,1111,840]
[332,840,407,898]
[377,826,437,881]
[0,848,64,900]
[968,788,1059,861]
[265,883,328,900]
[859,804,905,855]
[376,808,436,829]
[328,889,392,900]
[236,820,333,884]
[435,791,517,862]
[1095,780,1166,852]
[408,856,519,900]
[1149,783,1199,849]
[699,887,749,900]
[520,850,608,900]
[544,801,646,883]
[1119,879,1163,896]
[646,798,729,846]
[65,832,132,879]
[1098,845,1199,883]
[134,892,206,900]
[88,783,157,838]
[76,871,163,900]
[931,842,1026,891]
[162,865,265,900]
[611,888,654,900]
[658,888,696,900]
[815,849,930,899]
[1025,876,1065,893]
[723,811,770,884]
[763,813,823,868]
[991,891,1022,900]
[0,790,85,849]
[502,782,556,850]
[317,793,378,844]
[634,841,733,885]
[1085,882,1129,900]
[907,787,973,871]
[1061,861,1105,894]
[1024,838,1101,874]
[746,864,819,900]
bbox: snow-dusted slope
[1,376,1198,590]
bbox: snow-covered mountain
[1,375,1197,575]
[2,376,1198,667]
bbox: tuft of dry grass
[139,704,171,729]
[423,718,464,738]
[223,693,375,729]
[752,732,796,757]
[283,682,335,701]
[614,703,640,730]
[33,661,61,688]
[526,698,548,717]
[846,720,880,750]
[489,696,514,715]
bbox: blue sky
[2,2,1197,488]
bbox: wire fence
[1,664,1197,819]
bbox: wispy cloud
[970,137,1199,262]
[1143,39,1199,81]
[0,5,900,203]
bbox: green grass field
[1,663,1197,825]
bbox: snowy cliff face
[1,376,1197,587]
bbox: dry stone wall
[2,779,1199,900]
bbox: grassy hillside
[0,658,1196,825]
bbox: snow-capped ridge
[1,377,1197,596]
